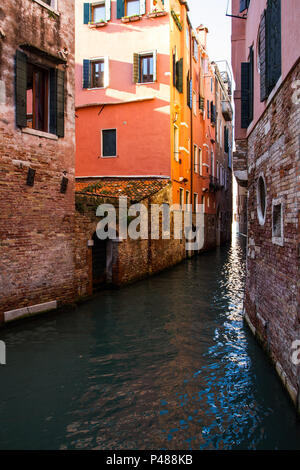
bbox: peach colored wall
[232,0,300,138]
[75,0,171,177]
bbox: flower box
[88,21,107,28]
[121,15,142,23]
[147,10,167,18]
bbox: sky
[187,0,232,67]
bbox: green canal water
[1,235,300,450]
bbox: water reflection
[0,235,300,450]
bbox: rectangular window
[91,59,105,88]
[193,38,198,61]
[179,188,184,208]
[186,28,190,49]
[199,148,202,175]
[102,129,116,157]
[272,199,284,245]
[174,125,179,161]
[26,63,49,132]
[193,91,197,116]
[193,193,198,212]
[126,0,140,16]
[15,50,64,136]
[185,190,190,211]
[193,145,198,173]
[140,54,153,83]
[92,1,106,22]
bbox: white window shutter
[153,50,157,82]
[105,0,111,21]
[140,0,146,15]
[104,57,109,87]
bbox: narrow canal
[1,235,300,450]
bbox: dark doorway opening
[92,233,107,290]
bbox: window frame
[26,62,50,133]
[32,0,59,14]
[125,0,140,17]
[101,128,117,158]
[91,1,106,23]
[272,197,284,246]
[174,124,179,162]
[257,173,267,226]
[91,58,105,88]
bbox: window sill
[121,15,142,23]
[88,21,108,28]
[22,127,58,140]
[100,155,117,158]
[136,81,156,85]
[86,86,107,90]
[31,0,60,16]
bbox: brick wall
[0,0,76,322]
[244,59,300,405]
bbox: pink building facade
[232,0,300,411]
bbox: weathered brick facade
[0,0,76,323]
[244,59,300,410]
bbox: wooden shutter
[241,62,250,128]
[249,46,254,123]
[207,100,210,119]
[259,10,267,101]
[49,69,57,135]
[105,0,111,21]
[56,69,65,138]
[83,59,90,88]
[266,0,281,94]
[83,3,90,24]
[173,51,176,87]
[176,58,183,93]
[15,49,27,128]
[153,50,157,82]
[240,0,248,12]
[140,0,146,15]
[117,0,124,18]
[133,53,139,83]
[104,57,109,87]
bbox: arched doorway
[92,232,107,290]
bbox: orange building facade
[75,0,233,248]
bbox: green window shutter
[83,59,90,88]
[249,46,254,123]
[49,69,57,135]
[56,70,65,138]
[241,62,250,128]
[266,0,281,94]
[140,0,146,15]
[173,51,176,87]
[259,9,267,101]
[83,3,90,24]
[15,49,27,128]
[176,58,183,93]
[133,53,139,83]
[117,0,124,18]
[153,50,157,82]
[105,0,111,21]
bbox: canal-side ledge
[244,310,300,415]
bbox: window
[199,148,202,175]
[91,59,105,88]
[193,145,198,173]
[84,1,111,23]
[185,191,190,211]
[211,151,214,177]
[193,91,197,116]
[193,38,198,61]
[174,125,179,161]
[83,58,109,88]
[133,52,157,83]
[241,46,254,128]
[15,50,64,137]
[41,0,57,8]
[186,28,190,49]
[175,58,183,93]
[179,188,184,208]
[193,193,198,212]
[272,199,283,245]
[257,174,267,225]
[92,1,106,22]
[26,63,49,132]
[102,129,116,157]
[140,54,153,83]
[126,0,140,16]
